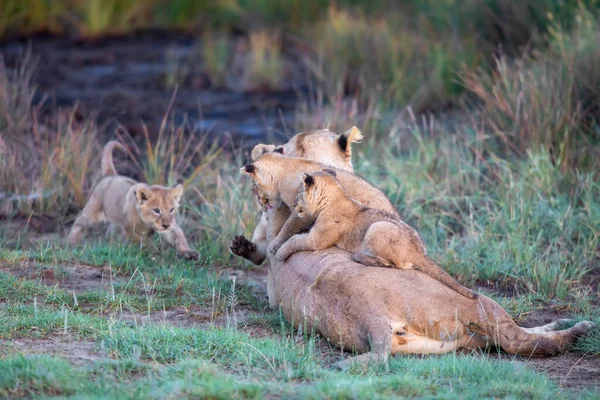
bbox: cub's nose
[162,222,171,229]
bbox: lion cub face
[134,184,183,232]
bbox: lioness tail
[101,141,127,177]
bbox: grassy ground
[1,125,599,397]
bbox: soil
[0,259,119,294]
[0,335,105,365]
[0,33,307,147]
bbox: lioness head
[294,169,338,218]
[251,144,285,162]
[133,184,184,232]
[251,127,363,171]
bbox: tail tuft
[101,141,127,177]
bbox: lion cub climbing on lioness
[68,141,199,260]
[276,170,477,299]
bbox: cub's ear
[251,144,276,161]
[274,145,285,154]
[240,164,256,176]
[303,173,315,189]
[336,126,363,159]
[171,184,184,202]
[135,185,153,205]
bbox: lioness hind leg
[472,296,595,356]
[522,319,571,334]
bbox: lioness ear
[274,145,285,154]
[303,173,315,189]
[251,144,276,161]
[241,164,256,176]
[337,126,363,159]
[171,184,184,202]
[135,186,152,205]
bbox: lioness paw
[229,235,256,258]
[178,249,200,261]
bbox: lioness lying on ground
[274,170,476,299]
[68,141,199,260]
[230,127,364,265]
[260,194,594,368]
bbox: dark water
[1,33,307,146]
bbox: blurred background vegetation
[3,0,600,160]
[1,0,600,236]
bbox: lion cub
[230,127,364,265]
[68,141,199,260]
[276,170,477,299]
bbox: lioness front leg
[229,213,269,265]
[158,224,200,260]
[268,213,313,256]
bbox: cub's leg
[362,222,478,300]
[68,194,105,245]
[229,212,268,265]
[351,252,388,268]
[128,229,156,250]
[268,212,314,256]
[274,223,337,261]
[158,223,199,260]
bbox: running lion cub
[68,141,199,260]
[276,170,477,299]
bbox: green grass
[0,349,592,398]
[1,128,599,396]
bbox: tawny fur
[230,127,364,265]
[68,141,199,260]
[240,152,399,258]
[275,171,477,299]
[256,193,594,369]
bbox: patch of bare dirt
[0,334,105,364]
[518,308,572,328]
[1,260,118,294]
[112,306,253,329]
[523,354,600,390]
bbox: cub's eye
[169,208,174,214]
[153,208,161,214]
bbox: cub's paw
[268,241,282,256]
[274,246,293,262]
[229,235,256,259]
[177,249,200,261]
